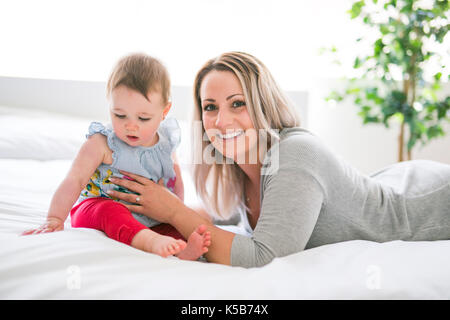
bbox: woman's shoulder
[263,127,332,176]
[278,127,329,157]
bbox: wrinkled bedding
[0,106,449,299]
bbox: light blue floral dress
[76,117,181,227]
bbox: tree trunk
[398,120,405,162]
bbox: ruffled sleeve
[86,122,110,138]
[86,121,119,166]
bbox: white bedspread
[1,159,450,299]
[0,106,450,299]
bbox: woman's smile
[216,129,245,140]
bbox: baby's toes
[176,240,187,250]
[196,224,207,235]
[159,248,170,258]
[169,243,180,254]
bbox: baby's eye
[114,114,126,119]
[139,117,151,121]
[232,100,246,108]
[203,104,217,112]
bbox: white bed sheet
[1,106,450,299]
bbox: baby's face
[109,85,170,147]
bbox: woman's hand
[107,171,183,224]
[109,171,236,265]
[22,216,65,235]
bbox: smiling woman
[103,51,450,269]
[193,52,300,221]
[200,72,257,164]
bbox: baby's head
[106,53,172,147]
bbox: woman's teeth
[217,130,244,140]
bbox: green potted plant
[326,0,449,161]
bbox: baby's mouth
[127,135,139,142]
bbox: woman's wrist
[166,198,190,226]
[169,203,212,237]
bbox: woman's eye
[114,114,126,119]
[203,104,217,112]
[139,117,151,121]
[232,100,246,108]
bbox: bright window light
[0,0,368,89]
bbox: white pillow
[0,106,90,160]
[0,105,194,163]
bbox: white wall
[306,78,450,175]
[0,75,448,176]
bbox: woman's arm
[170,201,235,265]
[231,136,326,267]
[107,171,235,265]
[231,168,324,267]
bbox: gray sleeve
[230,136,326,268]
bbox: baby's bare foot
[147,234,187,258]
[176,224,211,261]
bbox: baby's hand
[22,217,65,235]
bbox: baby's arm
[23,134,108,235]
[171,152,184,202]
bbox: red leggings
[70,197,185,246]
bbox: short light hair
[192,51,300,220]
[107,53,171,104]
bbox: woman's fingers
[109,176,143,194]
[107,189,141,204]
[118,170,151,186]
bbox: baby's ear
[163,101,172,119]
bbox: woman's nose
[215,108,233,128]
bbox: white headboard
[0,76,308,126]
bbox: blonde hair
[192,51,300,220]
[107,53,171,104]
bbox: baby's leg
[71,198,186,257]
[71,198,147,245]
[176,225,211,261]
[131,229,186,257]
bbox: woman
[107,51,450,268]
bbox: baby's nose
[125,121,138,131]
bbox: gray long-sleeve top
[230,127,450,268]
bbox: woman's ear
[163,102,172,119]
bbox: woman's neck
[238,162,262,187]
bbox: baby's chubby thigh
[71,197,147,245]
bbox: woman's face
[200,70,258,164]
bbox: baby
[23,53,211,260]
